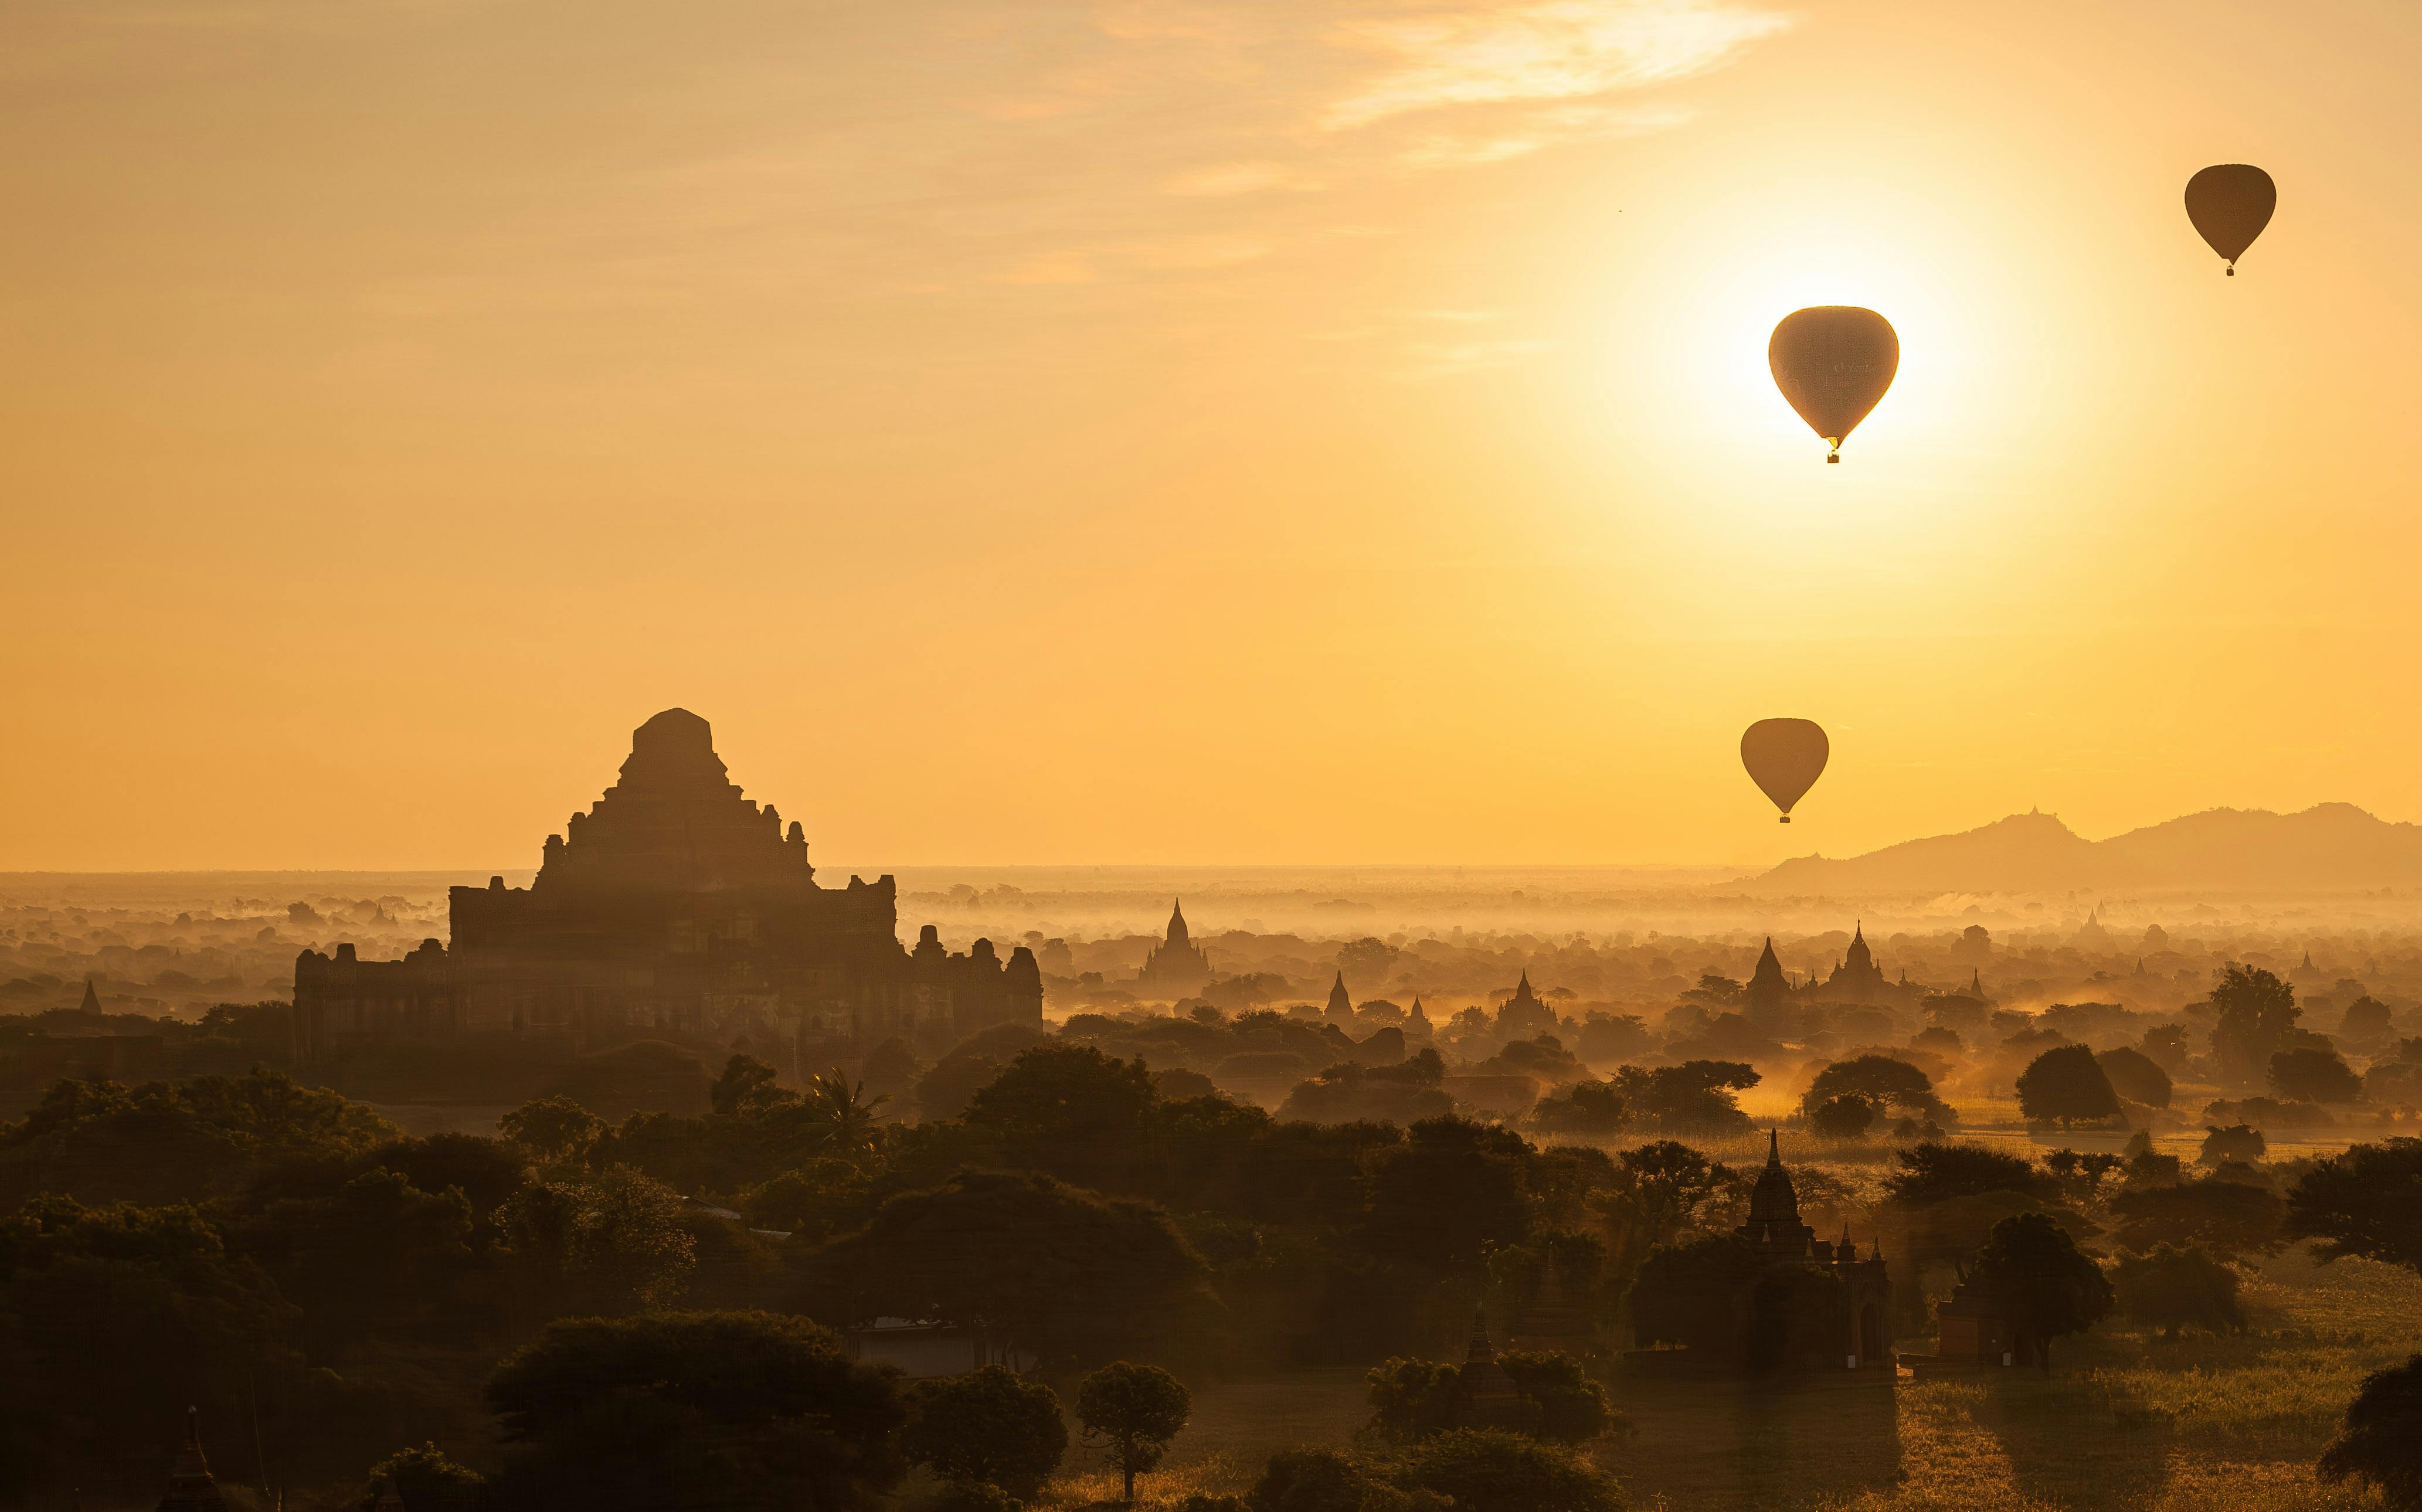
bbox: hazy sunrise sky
[6,0,2421,870]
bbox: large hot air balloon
[1741,719,1828,824]
[1768,308,1898,463]
[2185,165,2275,276]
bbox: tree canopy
[2268,1048,2362,1105]
[1076,1361,1194,1501]
[901,1365,1066,1500]
[803,1168,1216,1368]
[2319,1354,2422,1511]
[2210,964,2302,1089]
[1966,1212,2112,1371]
[483,1310,904,1512]
[2015,1045,2124,1128]
[2287,1139,2422,1275]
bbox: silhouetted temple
[295,709,1042,1061]
[1635,1132,1894,1374]
[1818,922,1893,1002]
[1137,899,1211,994]
[157,1409,226,1511]
[1497,970,1557,1037]
[1324,971,1354,1025]
[1739,1130,1895,1370]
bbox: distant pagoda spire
[1326,971,1352,1018]
[79,978,100,1013]
[157,1408,227,1511]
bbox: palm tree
[801,1066,889,1153]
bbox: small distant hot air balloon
[1769,308,1898,463]
[2185,165,2275,276]
[1741,719,1829,824]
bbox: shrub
[2113,1244,2245,1338]
[900,1366,1066,1499]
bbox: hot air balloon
[1741,719,1828,824]
[2186,165,2274,276]
[1769,308,1898,463]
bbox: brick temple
[293,709,1041,1061]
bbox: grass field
[1047,1212,2420,1512]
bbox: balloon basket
[1825,454,1839,465]
[1779,816,1791,824]
[2226,267,2235,277]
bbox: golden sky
[6,0,2422,871]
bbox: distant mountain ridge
[1745,803,2422,896]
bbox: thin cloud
[1323,0,1791,131]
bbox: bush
[2319,1355,2422,1508]
[2200,1124,2267,1167]
[362,1444,485,1512]
[1497,1352,1618,1444]
[900,1366,1066,1499]
[933,1487,1028,1512]
[2113,1244,2245,1338]
[1397,1430,1624,1512]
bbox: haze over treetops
[8,1,2422,869]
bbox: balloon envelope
[1741,719,1829,823]
[1768,308,1898,461]
[2185,164,2275,271]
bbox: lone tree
[2015,1045,2124,1128]
[1967,1212,2112,1371]
[2319,1354,2422,1510]
[1802,1056,1951,1124]
[2112,1243,2244,1338]
[1076,1362,1193,1503]
[901,1365,1068,1501]
[2268,1047,2362,1105]
[2287,1138,2422,1275]
[2210,964,2302,1089]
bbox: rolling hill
[1744,803,2422,896]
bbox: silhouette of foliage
[1966,1212,2112,1371]
[2319,1354,2422,1510]
[2095,1046,2173,1109]
[484,1310,903,1512]
[362,1442,485,1512]
[2113,1244,2244,1338]
[1076,1361,1193,1501]
[901,1365,1066,1499]
[1883,1142,2053,1205]
[2210,965,2302,1089]
[2268,1047,2362,1104]
[2287,1138,2422,1275]
[2200,1124,2267,1167]
[804,1168,1215,1368]
[2016,1045,2123,1127]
